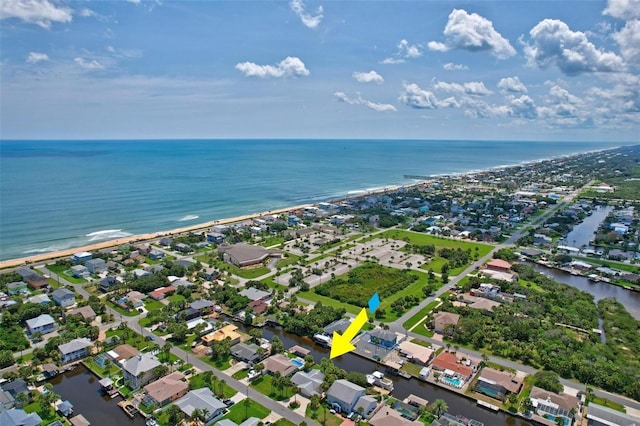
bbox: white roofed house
[326,379,365,414]
[175,388,227,424]
[71,265,90,279]
[26,314,56,335]
[58,338,93,364]
[123,353,161,389]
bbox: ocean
[0,139,626,261]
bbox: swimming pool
[442,376,463,387]
[290,358,305,368]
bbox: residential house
[25,274,48,291]
[143,372,188,407]
[288,345,310,358]
[397,340,435,365]
[433,312,460,335]
[323,318,352,335]
[85,258,106,274]
[175,388,227,424]
[174,243,191,254]
[586,403,640,426]
[133,269,151,278]
[238,288,271,302]
[6,282,27,295]
[27,294,51,305]
[99,276,118,292]
[72,252,92,264]
[148,286,175,301]
[0,408,42,426]
[55,400,74,417]
[16,268,36,280]
[122,353,161,389]
[230,342,263,364]
[369,329,397,349]
[369,408,423,426]
[206,232,226,244]
[529,386,578,426]
[148,249,165,261]
[126,291,146,308]
[109,344,139,363]
[202,324,241,347]
[247,299,268,315]
[26,314,56,335]
[218,243,280,268]
[534,234,552,246]
[291,369,324,397]
[262,354,297,377]
[69,414,90,426]
[475,367,523,401]
[0,388,15,411]
[486,259,512,272]
[159,237,172,247]
[64,305,97,322]
[71,265,89,279]
[1,380,30,401]
[58,338,93,364]
[520,248,544,258]
[190,299,214,315]
[430,352,473,382]
[326,379,366,414]
[355,395,378,419]
[51,288,76,308]
[186,318,213,334]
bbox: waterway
[235,323,530,426]
[49,365,146,426]
[529,263,640,320]
[563,205,613,249]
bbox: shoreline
[0,144,624,269]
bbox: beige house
[201,324,241,347]
[144,372,188,407]
[433,311,460,335]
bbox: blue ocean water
[0,139,625,261]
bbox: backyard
[222,399,270,424]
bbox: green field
[222,399,270,423]
[296,291,361,315]
[251,374,295,400]
[305,405,343,426]
[380,229,493,255]
[276,253,301,268]
[45,264,87,284]
[402,300,441,330]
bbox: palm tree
[243,397,251,421]
[219,379,226,399]
[429,399,448,418]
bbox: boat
[312,333,332,347]
[366,371,394,391]
[146,418,159,426]
[588,274,600,282]
[118,401,138,418]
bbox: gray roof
[0,389,15,405]
[239,287,271,301]
[86,258,106,266]
[25,314,55,329]
[27,294,51,304]
[239,418,261,426]
[52,288,75,299]
[220,243,270,264]
[0,409,43,426]
[1,379,29,397]
[7,281,26,289]
[71,265,88,272]
[58,338,92,355]
[16,268,36,279]
[323,318,352,335]
[176,388,226,417]
[123,353,160,376]
[190,299,215,310]
[587,403,640,426]
[231,342,261,360]
[292,369,324,395]
[370,329,396,342]
[215,420,238,426]
[172,279,193,288]
[327,379,365,405]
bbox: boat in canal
[366,371,394,391]
[312,333,332,347]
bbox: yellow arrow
[330,308,368,359]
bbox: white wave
[23,245,69,254]
[85,229,133,241]
[347,190,366,194]
[178,214,200,222]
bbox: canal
[49,365,146,426]
[235,323,530,426]
[529,263,640,320]
[563,205,613,248]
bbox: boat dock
[476,400,500,411]
[118,401,138,418]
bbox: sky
[0,0,639,141]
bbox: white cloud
[0,0,72,29]
[443,63,469,71]
[381,58,405,65]
[508,95,538,119]
[398,83,440,109]
[428,9,516,59]
[26,52,48,64]
[74,57,105,70]
[334,92,396,112]
[352,71,384,85]
[612,19,640,64]
[433,81,492,96]
[382,39,422,64]
[497,76,528,93]
[126,0,141,4]
[524,19,626,75]
[603,0,640,20]
[78,8,95,17]
[235,56,310,78]
[289,0,323,29]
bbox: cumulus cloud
[382,39,423,64]
[334,92,396,112]
[352,71,384,85]
[428,9,516,59]
[497,76,528,93]
[26,52,48,63]
[433,81,492,96]
[289,0,323,29]
[508,95,538,119]
[443,63,469,71]
[524,19,625,75]
[74,57,105,70]
[612,19,640,64]
[235,57,310,78]
[398,83,440,109]
[603,0,640,20]
[0,0,72,29]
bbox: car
[183,369,193,376]
[224,399,235,407]
[148,334,155,341]
[329,409,336,414]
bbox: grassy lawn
[232,369,250,380]
[144,298,165,311]
[412,324,435,338]
[381,229,493,254]
[261,235,285,247]
[199,256,272,279]
[276,253,301,268]
[251,374,295,401]
[23,400,65,425]
[296,290,360,315]
[272,419,297,426]
[200,354,232,370]
[222,399,270,423]
[573,256,640,274]
[167,293,185,303]
[401,361,423,378]
[587,395,626,412]
[107,301,139,317]
[189,372,237,398]
[305,405,343,426]
[46,264,87,284]
[84,357,120,378]
[402,300,441,330]
[260,275,288,291]
[105,328,150,350]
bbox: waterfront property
[262,354,297,377]
[85,258,106,274]
[369,407,422,426]
[175,388,227,423]
[397,340,435,365]
[58,338,93,364]
[123,353,161,389]
[143,372,188,407]
[72,252,93,264]
[230,342,263,364]
[202,324,242,347]
[326,379,366,414]
[0,408,43,426]
[528,386,578,426]
[25,314,56,335]
[369,329,398,349]
[474,367,523,401]
[430,352,473,383]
